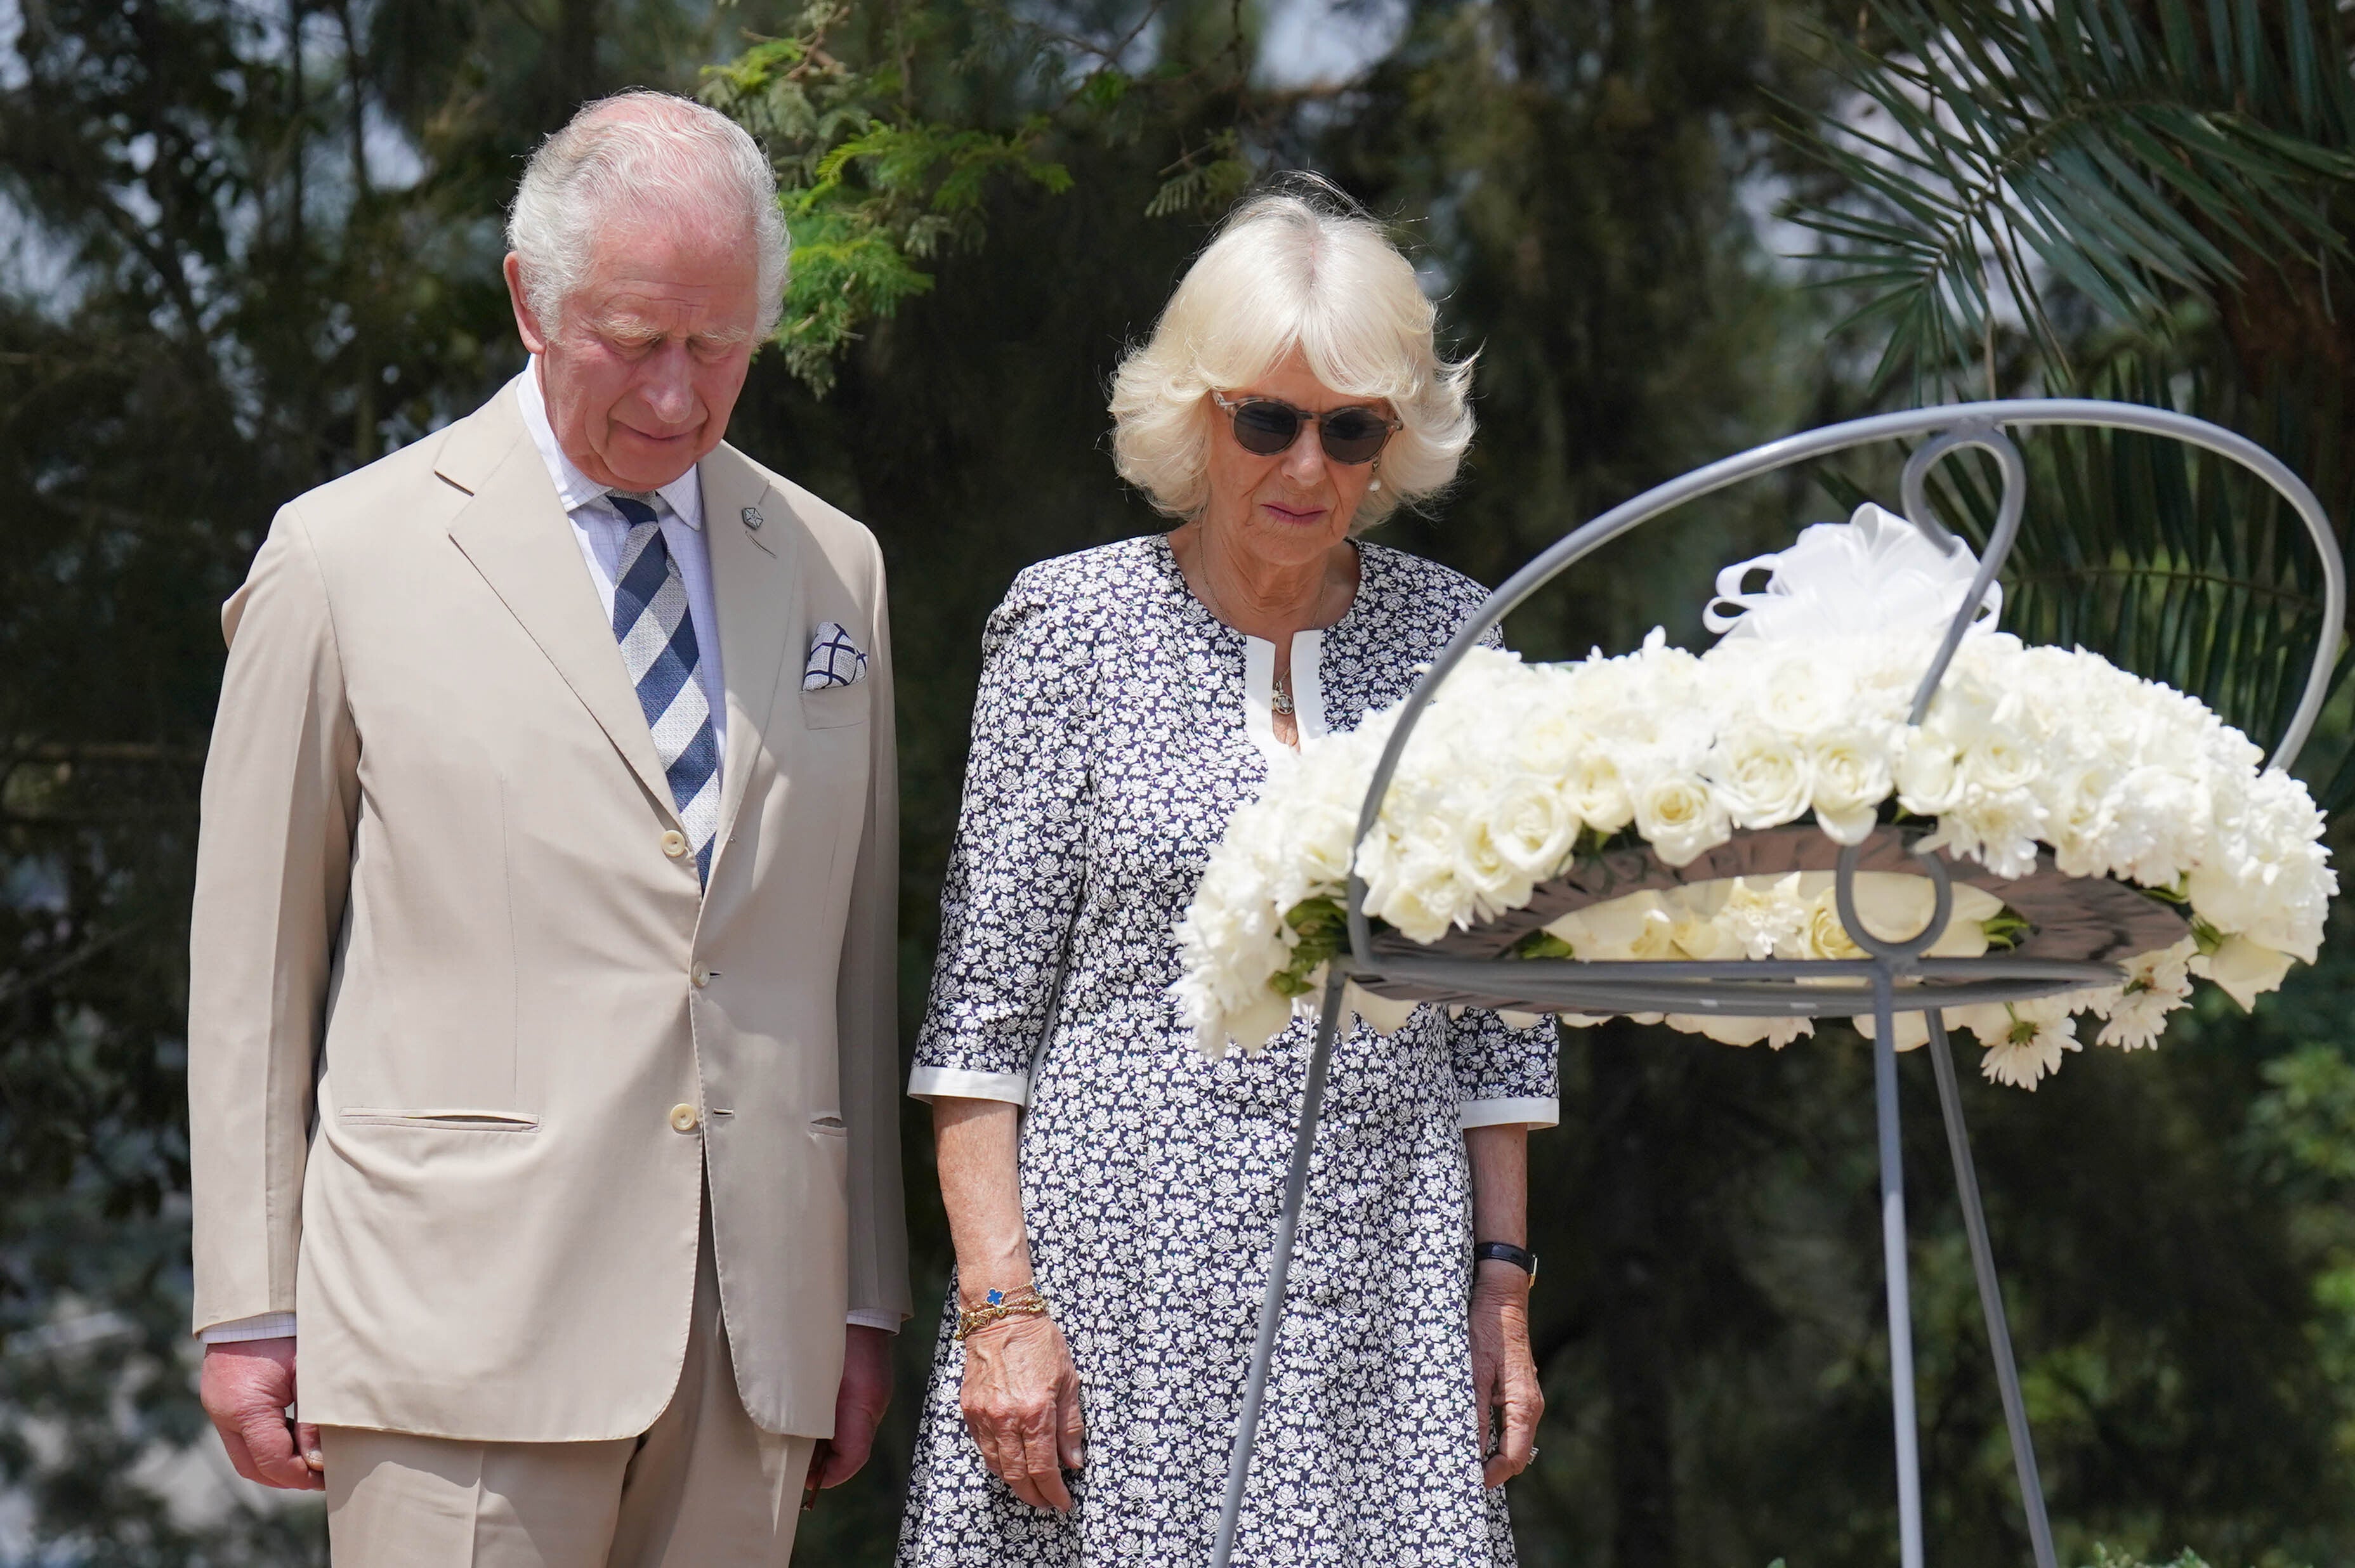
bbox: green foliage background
[3,1,2354,1565]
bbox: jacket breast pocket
[801,681,869,731]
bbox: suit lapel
[699,443,800,877]
[438,383,681,826]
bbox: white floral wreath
[1175,506,2335,1088]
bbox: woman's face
[1200,349,1392,568]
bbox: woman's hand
[1466,1121,1541,1487]
[1469,1260,1544,1486]
[930,1097,1084,1510]
[959,1309,1086,1511]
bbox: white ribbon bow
[1703,502,2002,645]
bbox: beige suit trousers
[320,1197,812,1567]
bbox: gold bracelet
[954,1287,1049,1341]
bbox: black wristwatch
[1474,1240,1538,1277]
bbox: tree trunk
[549,0,599,120]
[1591,1017,1677,1568]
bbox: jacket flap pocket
[801,681,869,731]
[339,1107,541,1132]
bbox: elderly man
[186,91,908,1564]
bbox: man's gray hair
[508,91,789,339]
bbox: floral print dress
[899,533,1558,1567]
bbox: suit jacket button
[669,1103,700,1134]
[659,830,689,859]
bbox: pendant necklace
[1272,667,1296,717]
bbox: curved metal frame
[1211,400,2344,1568]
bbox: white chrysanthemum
[1972,998,2082,1090]
[2090,937,2196,1050]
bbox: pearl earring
[1368,466,1383,493]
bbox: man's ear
[503,253,551,357]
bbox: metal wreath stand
[1209,400,2347,1568]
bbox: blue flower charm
[985,1288,1005,1306]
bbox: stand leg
[1926,1014,2059,1568]
[1873,972,1926,1568]
[1212,969,1347,1568]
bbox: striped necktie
[608,494,720,883]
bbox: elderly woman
[898,185,1557,1565]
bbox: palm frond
[1781,0,2355,393]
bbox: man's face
[503,207,762,492]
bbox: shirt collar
[515,358,704,531]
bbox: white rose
[1804,892,1866,960]
[1564,750,1634,834]
[1893,738,1966,815]
[1807,727,1893,844]
[1665,1012,1811,1048]
[1445,813,1522,915]
[1363,831,1467,945]
[1938,1002,2007,1050]
[1212,985,1296,1058]
[1633,771,1729,866]
[1285,799,1361,890]
[1711,726,1813,831]
[1801,873,2000,957]
[2190,936,2294,1011]
[1487,774,1583,884]
[1667,904,1747,960]
[1925,889,1999,958]
[1545,891,1679,960]
[1850,1009,1932,1051]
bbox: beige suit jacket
[187,379,911,1442]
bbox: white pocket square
[803,622,869,690]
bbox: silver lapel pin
[740,505,764,531]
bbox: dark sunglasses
[1212,393,1401,466]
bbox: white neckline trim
[1243,630,1327,764]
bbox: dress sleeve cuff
[907,1065,1030,1106]
[1458,1097,1559,1130]
[846,1309,903,1333]
[199,1311,298,1344]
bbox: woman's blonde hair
[1108,179,1475,529]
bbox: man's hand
[813,1324,894,1489]
[1469,1262,1544,1488]
[200,1338,323,1491]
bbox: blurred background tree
[3,0,2354,1564]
